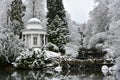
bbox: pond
[0,68,119,80]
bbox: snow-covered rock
[101,65,109,74]
[102,65,109,70]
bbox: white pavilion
[22,18,47,48]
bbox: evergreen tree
[47,0,69,54]
[9,0,25,38]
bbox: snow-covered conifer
[47,0,69,54]
[9,0,26,38]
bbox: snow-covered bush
[106,0,120,70]
[13,49,46,69]
[65,13,81,57]
[65,42,80,57]
[88,32,107,48]
[0,26,25,65]
[45,42,59,53]
[12,49,61,69]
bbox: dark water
[0,69,119,80]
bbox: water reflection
[0,69,119,80]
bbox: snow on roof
[27,18,41,24]
[26,18,43,30]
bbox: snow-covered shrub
[88,32,107,48]
[65,42,80,57]
[45,42,59,53]
[105,0,120,71]
[12,49,61,69]
[77,47,107,59]
[103,21,120,62]
[12,49,46,69]
[0,26,25,65]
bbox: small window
[33,36,38,45]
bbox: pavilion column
[31,34,33,48]
[38,34,40,47]
[43,34,46,46]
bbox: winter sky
[22,0,94,24]
[63,0,94,23]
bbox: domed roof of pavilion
[27,18,41,24]
[26,18,43,30]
